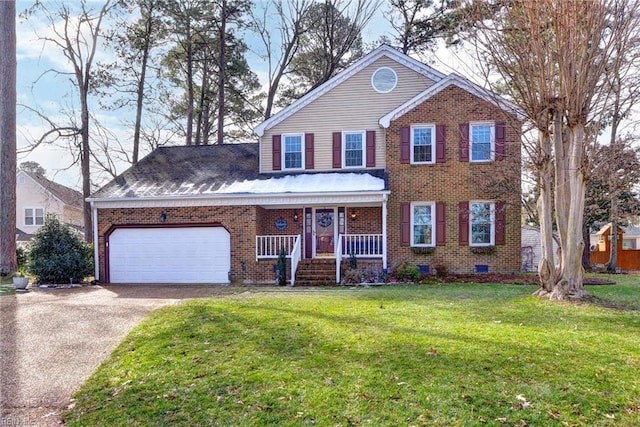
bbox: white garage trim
[107,225,230,284]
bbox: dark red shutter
[400,126,410,164]
[458,123,469,162]
[366,130,376,167]
[272,134,281,171]
[436,202,446,246]
[495,121,506,160]
[400,203,411,246]
[436,124,446,163]
[495,201,506,245]
[305,133,314,169]
[458,201,469,245]
[332,132,342,168]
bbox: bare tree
[385,0,454,55]
[279,0,381,104]
[251,0,311,120]
[23,0,117,243]
[0,0,17,275]
[463,0,640,299]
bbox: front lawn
[64,284,640,426]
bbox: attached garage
[107,226,231,284]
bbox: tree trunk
[535,132,557,294]
[553,124,587,299]
[80,95,93,244]
[132,7,154,164]
[216,0,227,145]
[581,219,592,271]
[0,0,17,275]
[185,24,194,146]
[607,216,619,272]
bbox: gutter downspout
[91,203,99,281]
[382,194,388,271]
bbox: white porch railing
[290,236,301,286]
[342,234,384,257]
[256,234,302,286]
[336,233,384,283]
[256,235,300,259]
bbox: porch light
[350,209,357,221]
[293,211,299,222]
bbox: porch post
[382,194,388,270]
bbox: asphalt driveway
[0,284,257,426]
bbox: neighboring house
[590,223,640,271]
[88,45,523,285]
[15,169,84,244]
[521,225,558,273]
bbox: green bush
[16,247,28,274]
[392,262,420,283]
[27,215,93,284]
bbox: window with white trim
[411,125,435,164]
[371,67,398,93]
[411,202,435,247]
[25,208,44,226]
[470,201,494,246]
[18,175,26,185]
[470,122,494,162]
[283,134,304,170]
[343,131,364,168]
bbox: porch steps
[295,259,337,286]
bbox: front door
[315,208,335,255]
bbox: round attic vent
[371,67,397,93]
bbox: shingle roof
[91,143,261,199]
[90,143,388,200]
[23,171,83,208]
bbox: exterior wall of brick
[97,206,276,284]
[386,86,522,274]
[346,207,382,235]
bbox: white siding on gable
[261,56,436,172]
[16,172,65,233]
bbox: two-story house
[16,169,84,244]
[88,45,522,285]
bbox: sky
[14,0,474,191]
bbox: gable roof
[89,143,388,201]
[379,73,525,128]
[19,170,84,208]
[254,44,446,136]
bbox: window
[343,131,364,167]
[283,134,303,169]
[411,202,435,247]
[470,122,494,162]
[371,67,397,93]
[411,125,435,164]
[25,208,44,226]
[18,175,26,185]
[470,201,494,246]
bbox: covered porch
[255,196,389,285]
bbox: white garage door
[108,227,230,284]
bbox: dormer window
[371,67,397,93]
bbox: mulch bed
[431,273,617,286]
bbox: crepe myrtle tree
[461,0,640,300]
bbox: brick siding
[386,86,522,274]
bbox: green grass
[64,284,640,426]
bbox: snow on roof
[216,172,386,194]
